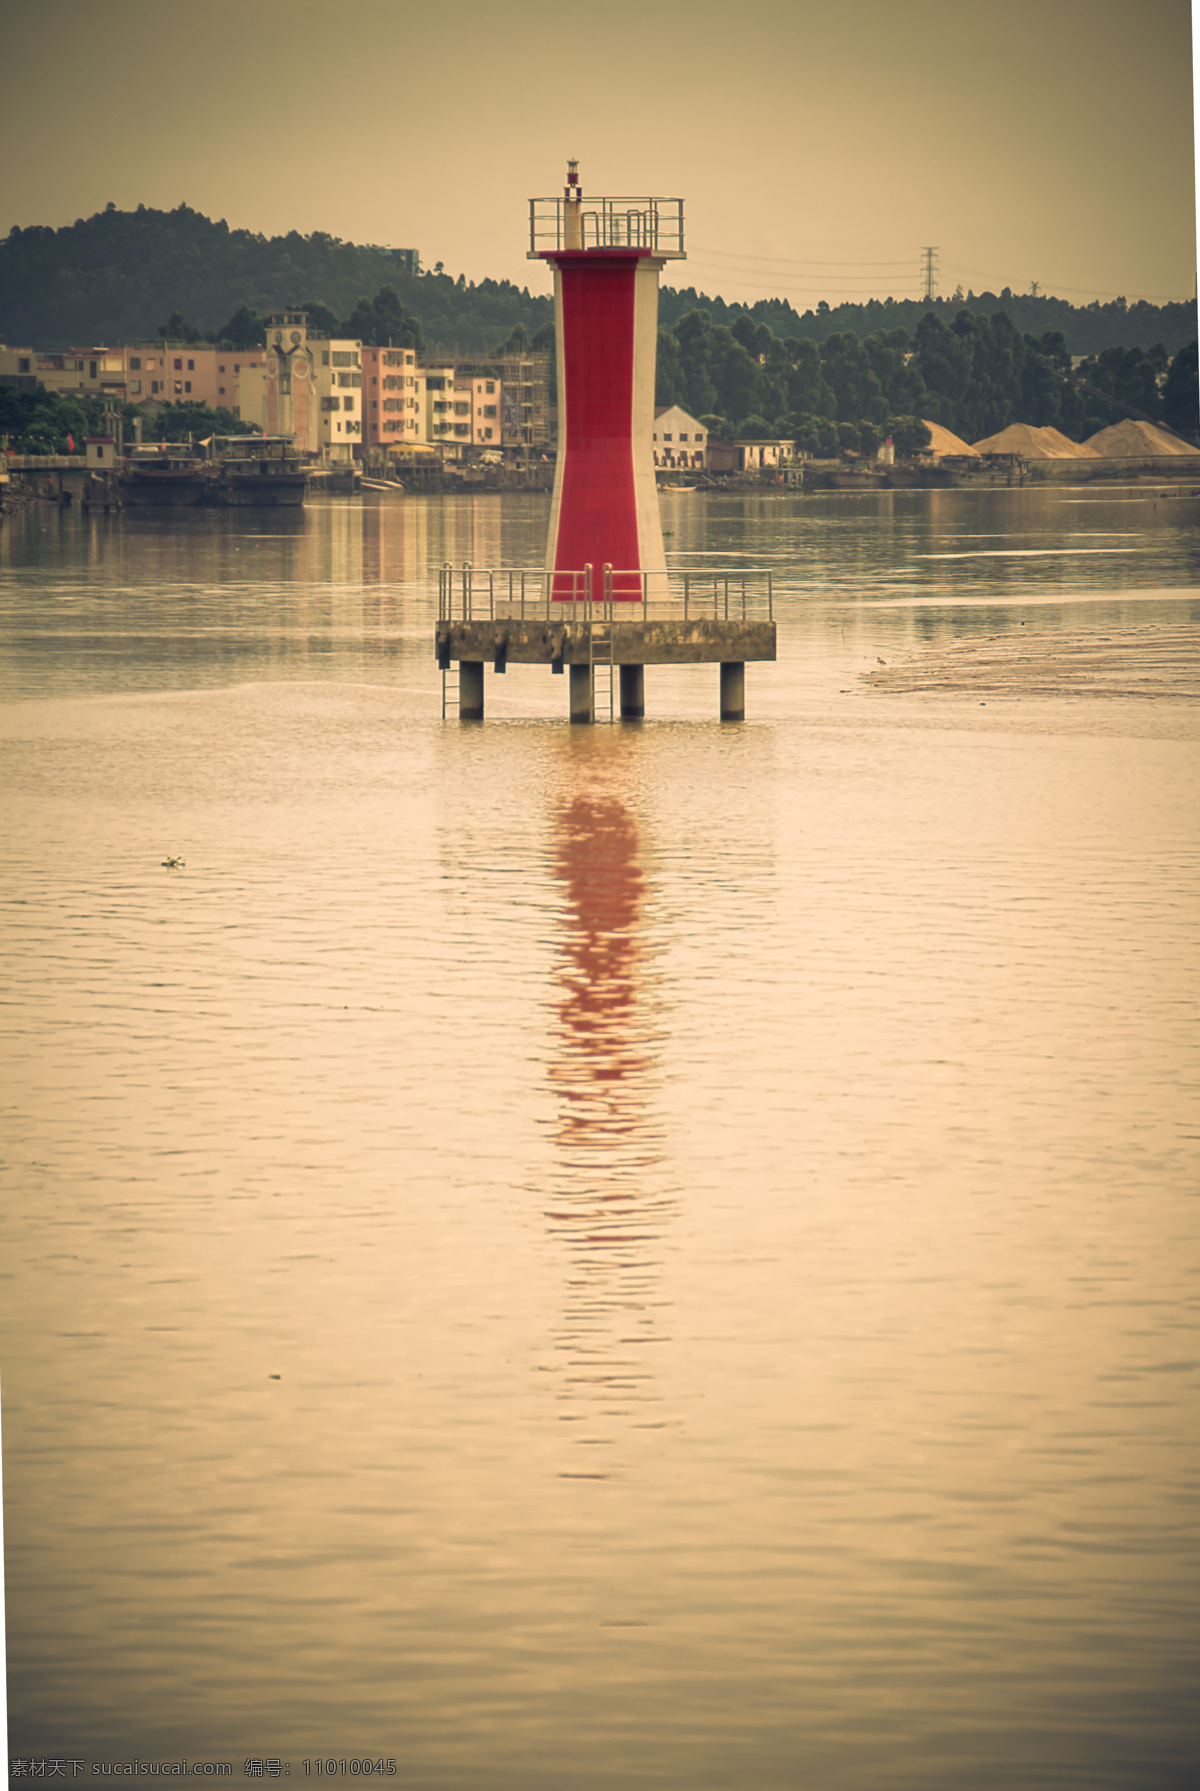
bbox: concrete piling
[619,664,645,719]
[459,660,484,721]
[569,663,593,724]
[720,661,745,722]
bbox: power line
[693,247,915,269]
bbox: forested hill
[0,202,1194,358]
[0,203,552,353]
[658,286,1198,361]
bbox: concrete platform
[436,616,777,669]
[437,617,776,722]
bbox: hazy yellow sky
[3,0,1196,311]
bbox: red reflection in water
[550,793,654,1167]
[547,787,671,1421]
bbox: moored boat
[121,445,210,506]
[205,436,307,507]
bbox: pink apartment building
[138,345,267,413]
[361,346,421,450]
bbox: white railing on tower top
[527,196,686,258]
[438,564,773,624]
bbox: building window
[174,359,182,371]
[130,380,141,394]
[218,387,225,396]
[187,359,194,371]
[129,357,141,371]
[234,363,240,372]
[485,381,495,394]
[483,405,497,419]
[663,433,672,442]
[174,382,182,394]
[679,433,688,441]
[151,380,160,394]
[185,381,192,393]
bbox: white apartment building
[423,366,457,451]
[311,338,363,462]
[652,404,708,470]
[460,372,502,449]
[423,367,503,459]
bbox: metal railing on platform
[438,563,773,624]
[527,196,685,258]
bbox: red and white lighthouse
[531,165,685,599]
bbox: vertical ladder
[589,579,615,723]
[441,662,460,718]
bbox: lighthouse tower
[531,165,685,599]
[435,173,775,723]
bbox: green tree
[854,419,883,455]
[912,312,973,432]
[819,331,886,423]
[301,301,342,337]
[707,324,761,420]
[673,310,719,418]
[864,327,929,416]
[885,415,932,456]
[655,330,684,407]
[0,386,135,453]
[951,310,1026,440]
[1162,340,1199,440]
[214,303,266,349]
[1075,343,1166,426]
[149,400,259,441]
[782,338,834,418]
[157,308,206,343]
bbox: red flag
[67,433,76,451]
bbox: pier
[436,563,776,722]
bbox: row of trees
[655,308,1199,446]
[0,388,257,455]
[157,283,426,352]
[657,285,1198,361]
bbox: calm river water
[3,486,1199,1788]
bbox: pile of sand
[972,423,1098,459]
[922,421,979,457]
[1084,419,1200,457]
